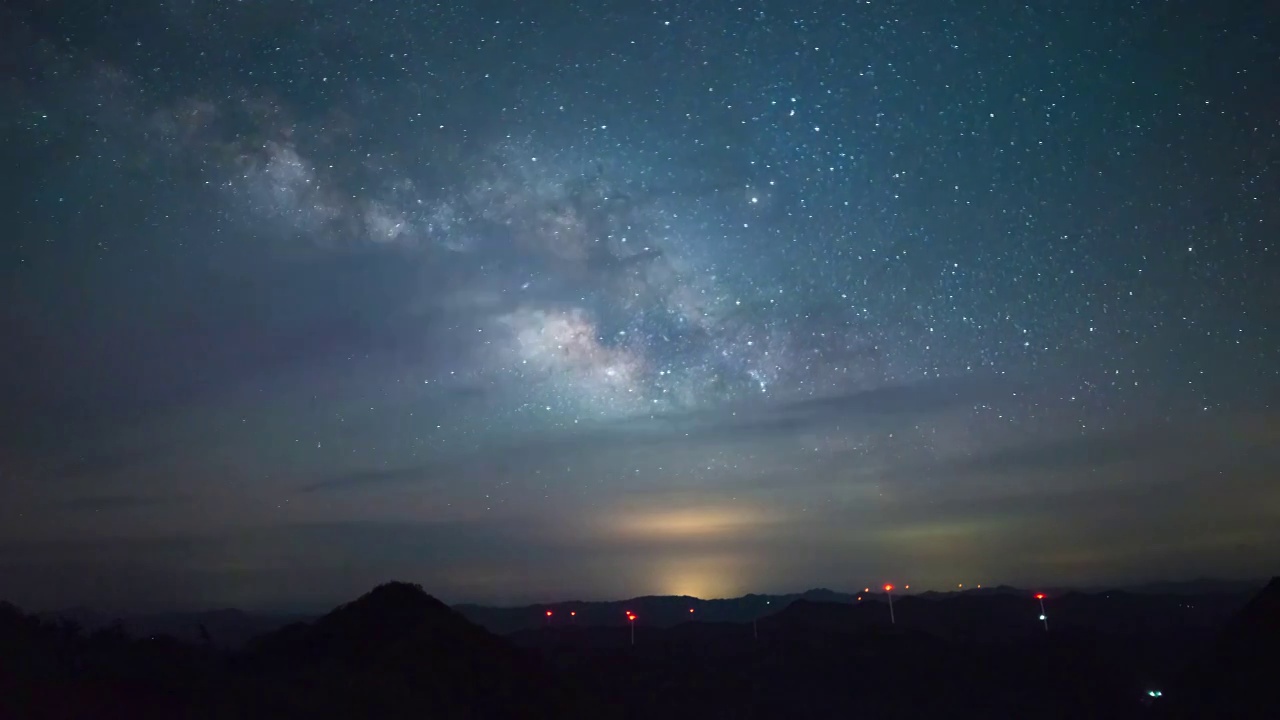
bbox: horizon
[9,576,1276,718]
[3,0,1278,614]
[24,574,1272,617]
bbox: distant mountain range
[36,606,312,649]
[452,578,1267,635]
[35,573,1264,648]
[37,578,1267,646]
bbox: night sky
[2,0,1277,612]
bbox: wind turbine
[884,584,896,624]
[753,599,770,641]
[1034,593,1049,631]
[625,611,636,645]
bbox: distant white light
[1147,690,1163,698]
[1039,614,1047,621]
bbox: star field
[0,0,1277,611]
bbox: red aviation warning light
[546,610,553,616]
[883,584,894,593]
[689,608,695,613]
[570,611,576,617]
[1034,593,1046,600]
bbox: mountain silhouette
[1154,576,1280,719]
[242,581,579,719]
[455,583,1255,637]
[0,579,1272,718]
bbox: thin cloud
[51,494,183,511]
[300,466,434,494]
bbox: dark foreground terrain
[1,579,1276,719]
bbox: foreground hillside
[1,583,580,719]
[1,580,1276,719]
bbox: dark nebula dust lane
[1,0,1277,611]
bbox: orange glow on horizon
[644,553,756,599]
[609,505,783,540]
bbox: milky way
[1,0,1277,610]
[218,123,897,426]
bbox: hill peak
[315,581,462,637]
[340,581,449,614]
[1219,575,1280,648]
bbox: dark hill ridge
[501,579,1278,718]
[256,581,480,653]
[1153,576,1280,719]
[454,588,838,633]
[506,599,1145,717]
[2,582,587,719]
[2,578,1276,718]
[456,582,1257,636]
[242,581,579,718]
[34,579,1263,642]
[37,605,311,649]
